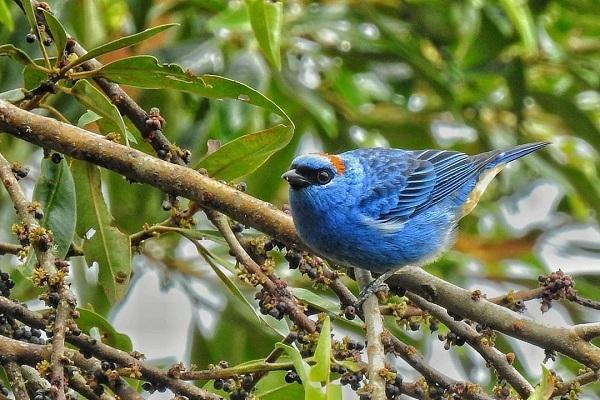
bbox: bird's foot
[354,281,389,310]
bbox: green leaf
[527,365,555,400]
[185,237,289,338]
[33,159,76,259]
[68,80,132,145]
[255,370,305,399]
[41,10,68,63]
[77,110,102,128]
[196,124,292,181]
[498,0,537,56]
[0,89,25,102]
[0,0,14,32]
[76,308,133,352]
[310,317,331,383]
[97,56,292,123]
[71,160,132,304]
[18,0,36,32]
[207,5,250,31]
[23,65,48,90]
[0,44,36,66]
[276,343,311,385]
[245,0,283,70]
[63,23,179,71]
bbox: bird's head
[282,153,360,202]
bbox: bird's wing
[356,149,437,221]
[358,149,496,223]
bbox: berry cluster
[255,289,287,320]
[11,162,29,180]
[142,381,167,394]
[32,389,52,400]
[438,331,466,349]
[340,370,365,391]
[212,362,254,400]
[538,270,575,313]
[384,373,404,399]
[492,383,512,399]
[284,370,301,384]
[13,326,46,345]
[0,270,15,297]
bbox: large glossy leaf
[68,80,133,144]
[33,158,76,259]
[245,0,283,70]
[41,10,67,62]
[76,308,133,352]
[62,23,178,71]
[96,56,291,122]
[0,44,36,66]
[71,160,131,304]
[196,124,292,180]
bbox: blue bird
[282,142,549,306]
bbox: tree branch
[0,242,22,256]
[0,152,75,400]
[573,323,600,341]
[388,268,600,369]
[355,269,387,399]
[407,294,534,398]
[204,208,316,333]
[4,361,30,400]
[0,297,222,400]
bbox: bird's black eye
[316,169,333,184]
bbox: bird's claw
[354,282,389,310]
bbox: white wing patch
[363,215,406,234]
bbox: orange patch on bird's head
[320,153,346,174]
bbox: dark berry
[284,370,298,383]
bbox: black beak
[282,169,310,189]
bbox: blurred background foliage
[1,0,600,398]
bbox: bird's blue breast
[289,188,460,273]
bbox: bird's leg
[354,269,397,309]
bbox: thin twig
[0,152,74,400]
[180,361,295,381]
[0,297,222,400]
[0,242,22,255]
[573,323,600,341]
[204,208,316,334]
[407,294,534,398]
[552,370,599,397]
[355,269,387,399]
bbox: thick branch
[0,100,297,245]
[388,268,600,369]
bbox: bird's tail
[474,141,550,167]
